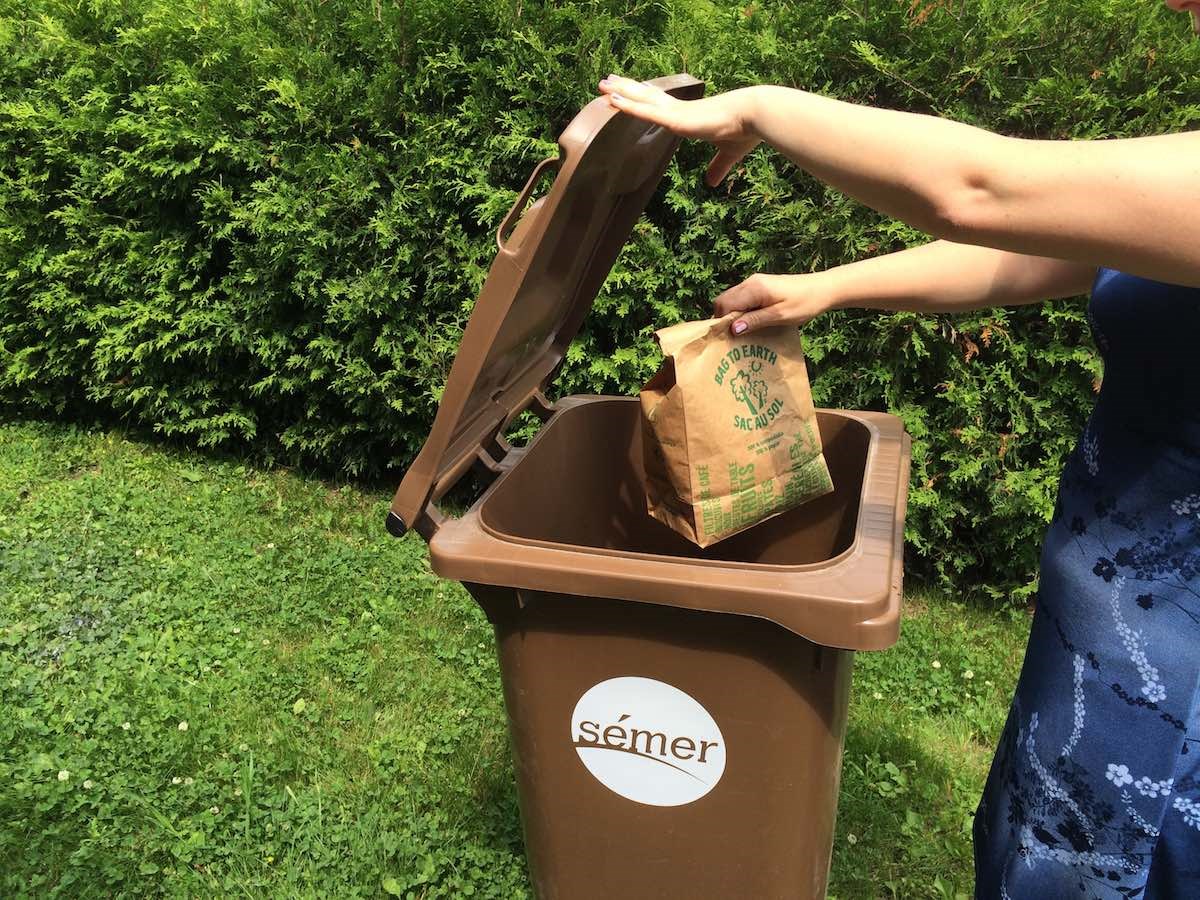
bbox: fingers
[713,275,771,318]
[598,74,665,104]
[713,274,794,335]
[705,146,748,187]
[730,303,789,335]
[598,73,681,130]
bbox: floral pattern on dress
[974,269,1200,899]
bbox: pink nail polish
[732,321,748,335]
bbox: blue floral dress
[974,268,1200,899]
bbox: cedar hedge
[2,0,1198,591]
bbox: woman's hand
[598,74,760,187]
[713,273,836,335]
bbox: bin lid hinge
[528,389,556,422]
[474,444,506,478]
[384,504,444,541]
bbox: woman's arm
[599,77,1200,287]
[713,241,1096,334]
[743,87,1200,286]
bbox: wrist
[808,269,848,314]
[736,85,770,143]
[739,85,807,142]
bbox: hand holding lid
[598,74,759,188]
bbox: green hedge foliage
[2,0,1198,591]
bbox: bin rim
[477,399,862,574]
[428,396,911,651]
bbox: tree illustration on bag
[729,361,768,416]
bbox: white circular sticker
[570,676,727,807]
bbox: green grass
[0,419,1031,898]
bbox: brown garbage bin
[387,75,911,899]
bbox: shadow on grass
[469,762,528,859]
[0,406,414,494]
[831,715,979,900]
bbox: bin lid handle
[496,157,560,254]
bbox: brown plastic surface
[391,74,705,535]
[471,586,853,899]
[428,396,910,651]
[389,79,913,899]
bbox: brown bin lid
[390,74,704,536]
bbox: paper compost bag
[640,313,833,547]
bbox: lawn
[0,419,1031,898]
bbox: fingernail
[599,77,610,86]
[607,73,617,81]
[611,93,624,103]
[732,320,748,335]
